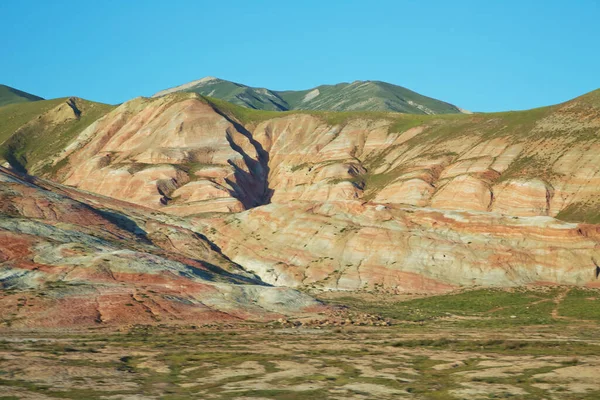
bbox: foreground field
[1,287,599,399]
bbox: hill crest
[152,77,466,115]
[0,84,44,107]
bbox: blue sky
[1,0,598,112]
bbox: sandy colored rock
[431,175,492,211]
[200,201,600,290]
[374,178,434,206]
[9,90,600,292]
[492,179,553,216]
[0,167,322,328]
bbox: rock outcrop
[43,91,600,222]
[49,95,270,214]
[199,201,600,291]
[0,167,321,328]
[6,89,600,292]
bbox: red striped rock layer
[200,201,600,291]
[32,91,600,291]
[44,92,600,220]
[0,168,321,328]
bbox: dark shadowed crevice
[209,105,274,208]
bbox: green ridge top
[152,77,466,115]
[0,84,44,107]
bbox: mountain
[3,88,599,296]
[0,84,43,107]
[0,166,320,328]
[152,76,467,114]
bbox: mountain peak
[152,76,224,98]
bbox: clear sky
[1,0,598,112]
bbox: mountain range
[1,79,600,328]
[1,77,467,115]
[152,76,468,114]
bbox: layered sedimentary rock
[42,91,600,220]
[199,201,600,292]
[49,95,270,214]
[0,167,320,328]
[492,179,553,216]
[10,89,600,291]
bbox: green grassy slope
[0,84,44,107]
[0,98,65,145]
[153,77,464,114]
[203,88,599,143]
[322,286,600,329]
[0,98,114,174]
[277,80,462,114]
[154,78,289,111]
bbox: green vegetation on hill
[279,80,462,114]
[194,79,288,111]
[0,98,65,145]
[556,201,600,224]
[202,94,394,128]
[0,84,43,107]
[323,286,600,328]
[0,98,114,174]
[202,93,443,129]
[201,95,291,125]
[153,77,464,114]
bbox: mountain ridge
[152,76,467,115]
[0,84,44,107]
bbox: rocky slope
[3,89,600,292]
[199,202,600,291]
[0,166,320,328]
[153,77,465,114]
[40,91,600,220]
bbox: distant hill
[152,77,467,114]
[0,84,43,107]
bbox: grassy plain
[1,287,599,399]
